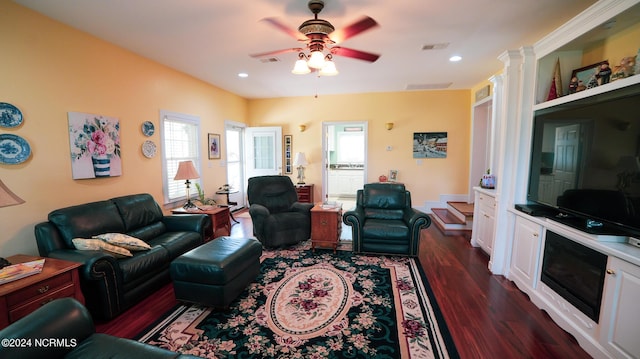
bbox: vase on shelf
[91,154,111,177]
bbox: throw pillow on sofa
[72,238,133,258]
[93,233,151,251]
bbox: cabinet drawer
[9,285,76,323]
[6,272,73,308]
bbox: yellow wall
[582,22,640,67]
[248,90,471,206]
[0,1,247,256]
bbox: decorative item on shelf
[611,56,636,82]
[141,121,155,136]
[174,160,200,209]
[141,140,156,158]
[385,122,394,130]
[284,135,293,174]
[546,58,563,101]
[595,61,611,85]
[480,169,495,189]
[379,174,387,182]
[389,169,398,182]
[635,49,640,77]
[571,61,607,93]
[0,179,25,208]
[0,134,31,165]
[68,112,121,179]
[0,102,23,128]
[195,183,217,208]
[568,76,579,94]
[293,152,308,184]
[208,133,221,159]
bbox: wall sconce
[385,122,394,130]
[299,124,307,132]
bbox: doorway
[322,122,367,211]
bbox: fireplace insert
[541,231,608,322]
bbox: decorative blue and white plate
[0,103,23,128]
[142,121,155,136]
[142,140,156,158]
[0,134,31,164]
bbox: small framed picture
[389,169,398,182]
[571,60,608,91]
[208,133,220,159]
[284,135,293,174]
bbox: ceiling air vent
[406,83,453,90]
[422,43,449,51]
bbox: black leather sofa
[0,298,197,359]
[34,194,209,321]
[343,183,431,256]
[247,175,313,248]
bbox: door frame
[321,121,368,203]
[224,120,246,210]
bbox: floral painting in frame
[68,112,122,179]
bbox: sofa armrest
[34,222,67,257]
[0,298,94,359]
[162,214,209,239]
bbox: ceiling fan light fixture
[319,58,338,76]
[307,50,326,69]
[292,58,311,74]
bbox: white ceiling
[14,0,598,99]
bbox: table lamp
[293,152,308,184]
[174,161,200,209]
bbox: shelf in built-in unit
[533,75,640,112]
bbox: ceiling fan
[250,0,380,75]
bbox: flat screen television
[527,83,640,236]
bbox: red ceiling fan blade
[329,16,378,43]
[261,18,307,41]
[331,47,380,62]
[250,48,303,58]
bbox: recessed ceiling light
[238,72,248,78]
[449,55,462,62]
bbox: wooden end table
[0,255,84,329]
[172,206,231,241]
[310,203,343,253]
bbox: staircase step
[448,201,474,217]
[432,208,465,224]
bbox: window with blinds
[160,110,201,204]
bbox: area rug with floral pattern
[137,241,459,358]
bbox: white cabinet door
[510,216,543,294]
[475,192,496,255]
[599,256,640,358]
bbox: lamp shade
[292,59,311,74]
[319,60,338,76]
[307,51,326,69]
[293,152,308,166]
[0,179,25,208]
[174,161,200,180]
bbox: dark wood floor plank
[96,209,591,358]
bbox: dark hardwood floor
[96,209,591,358]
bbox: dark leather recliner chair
[247,175,313,248]
[343,183,431,256]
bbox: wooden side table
[310,203,342,253]
[172,206,231,241]
[0,255,84,329]
[295,184,314,203]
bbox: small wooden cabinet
[172,206,231,241]
[295,184,314,203]
[0,255,84,329]
[472,188,496,256]
[311,203,342,253]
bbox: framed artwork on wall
[68,112,122,179]
[413,132,448,158]
[284,134,292,174]
[208,133,220,159]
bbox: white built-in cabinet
[486,1,640,358]
[599,256,640,358]
[472,188,496,257]
[510,216,543,294]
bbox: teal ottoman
[170,237,262,308]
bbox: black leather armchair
[0,298,196,359]
[247,176,313,248]
[343,183,431,256]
